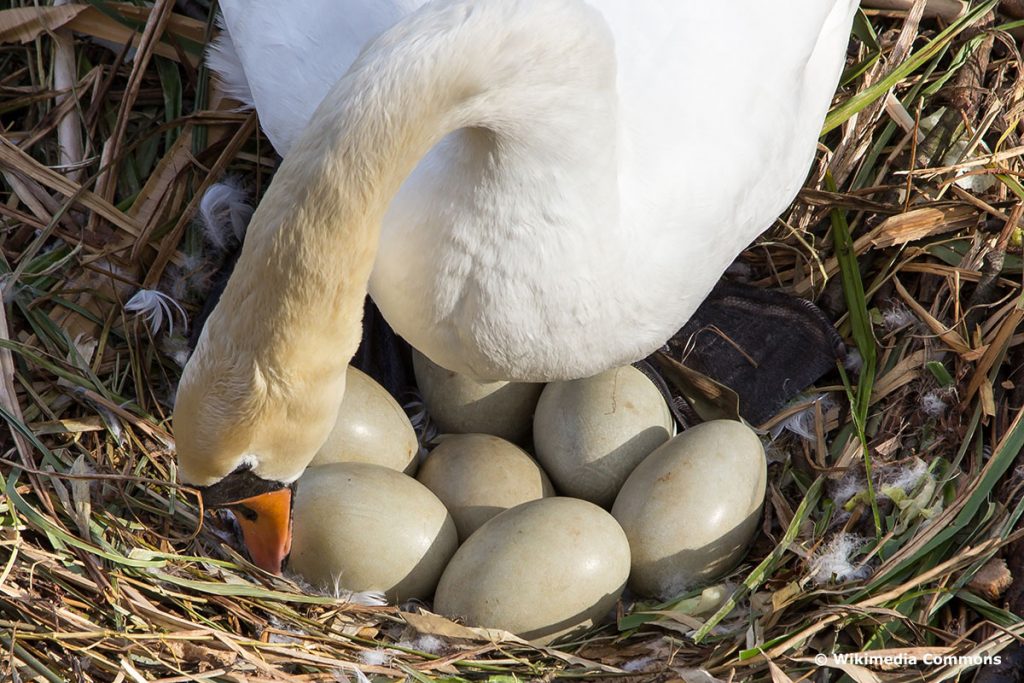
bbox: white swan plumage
[205,0,858,383]
[173,0,857,570]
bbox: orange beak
[230,488,293,574]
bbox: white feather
[395,635,445,655]
[920,390,949,417]
[880,458,929,496]
[809,533,871,585]
[358,649,392,667]
[770,395,834,441]
[197,178,253,251]
[125,289,186,336]
[882,303,916,331]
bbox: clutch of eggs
[285,364,767,642]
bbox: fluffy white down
[197,178,253,251]
[810,533,871,585]
[209,0,858,380]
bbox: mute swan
[174,0,858,573]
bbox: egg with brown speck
[433,497,630,644]
[611,420,766,599]
[417,433,554,541]
[412,350,543,443]
[533,365,674,507]
[288,462,457,601]
[309,366,419,475]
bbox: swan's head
[173,327,348,573]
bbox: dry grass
[2,1,1024,681]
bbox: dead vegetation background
[1,1,1024,681]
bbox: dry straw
[1,1,1024,680]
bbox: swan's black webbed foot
[653,280,846,427]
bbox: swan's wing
[210,0,427,156]
[212,0,855,206]
[603,0,857,198]
[596,0,857,274]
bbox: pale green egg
[612,420,766,598]
[289,462,457,601]
[533,365,674,507]
[417,433,554,541]
[412,350,543,443]
[434,498,630,644]
[309,366,419,475]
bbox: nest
[1,1,1023,681]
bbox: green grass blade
[823,0,999,134]
[826,171,881,536]
[693,477,825,643]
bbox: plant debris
[1,1,1024,680]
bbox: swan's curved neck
[203,0,618,388]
